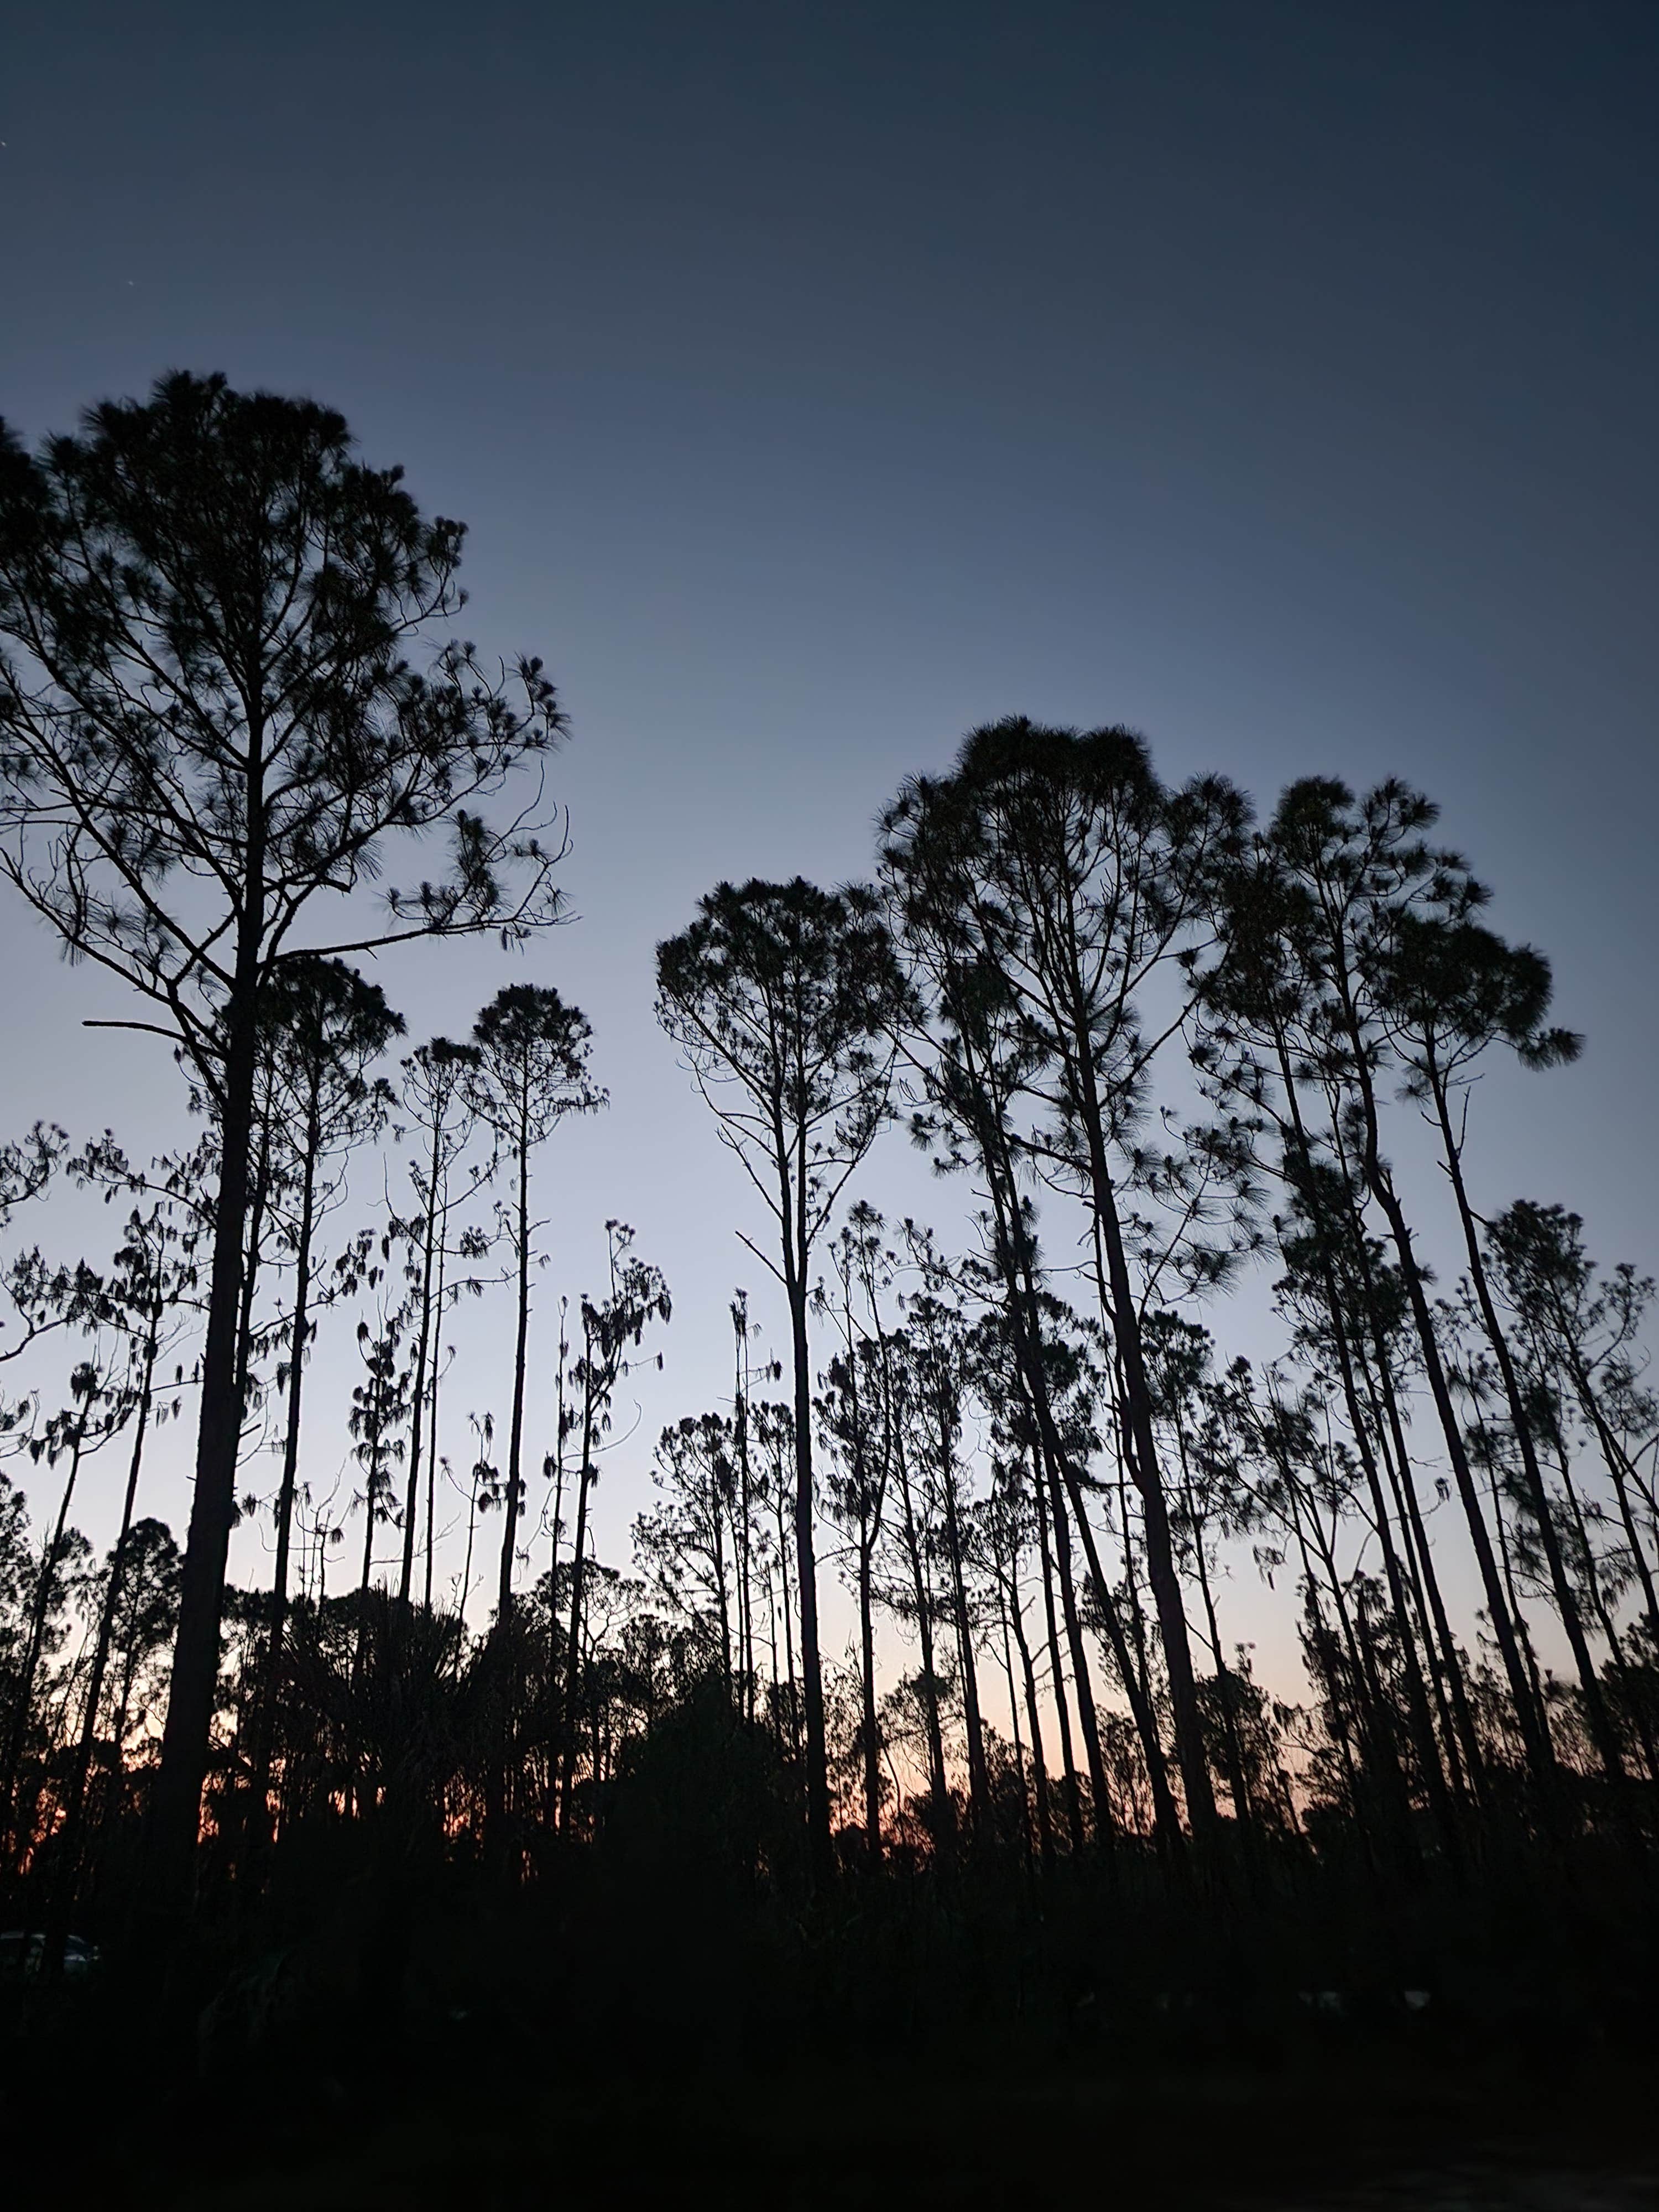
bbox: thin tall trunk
[1006,1536,1055,1872]
[1499,1212,1659,1636]
[994,1243,1172,1846]
[1552,1437,1654,1780]
[1487,1444,1550,1747]
[461,1459,480,1621]
[1579,1387,1659,1656]
[400,1123,442,1607]
[963,1071,1179,1851]
[547,1319,568,1647]
[1431,1071,1626,1791]
[1324,1323,1458,1854]
[733,1311,757,1725]
[1281,1485,1376,1869]
[996,1560,1031,1867]
[936,1403,990,1833]
[1062,999,1218,1838]
[1112,1417,1156,1724]
[1042,1455,1115,1848]
[772,1447,799,1761]
[1172,1426,1253,1835]
[150,904,264,1912]
[1267,1030,1461,1855]
[1323,956,1556,1811]
[3,1421,92,1854]
[1364,1304,1485,1802]
[559,1353,598,1833]
[498,1120,532,1625]
[858,1521,881,1865]
[893,1425,952,1850]
[1301,1451,1415,1849]
[250,1108,320,1815]
[233,1113,274,1418]
[424,1220,450,1614]
[1034,1467,1084,1855]
[543,1377,567,1824]
[789,1268,832,1879]
[50,1318,159,1925]
[357,1443,379,1603]
[1370,1167,1557,1799]
[712,1474,733,1692]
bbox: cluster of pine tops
[0,377,1653,2054]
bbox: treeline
[0,375,1655,1994]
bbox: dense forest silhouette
[0,375,1655,2203]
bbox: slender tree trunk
[894,1429,952,1852]
[995,1563,1031,1868]
[400,1124,442,1606]
[498,1126,531,1625]
[994,1262,1168,1845]
[1006,1545,1055,1872]
[966,1086,1179,1852]
[1364,1303,1485,1803]
[4,1424,91,1858]
[149,910,264,1912]
[733,1317,757,1725]
[1552,1438,1653,1780]
[424,1221,449,1614]
[712,1477,733,1693]
[1266,1033,1462,1853]
[1324,1323,1459,1855]
[461,1457,480,1621]
[858,1525,882,1866]
[49,1320,158,1939]
[233,1114,274,1419]
[559,1360,597,1834]
[788,1267,833,1880]
[1486,1444,1551,1751]
[351,1406,382,1820]
[1066,1027,1218,1838]
[1173,1427,1254,1835]
[1579,1384,1659,1657]
[772,1451,799,1761]
[1042,1457,1118,1848]
[358,1439,379,1602]
[249,1120,320,1820]
[1431,1078,1627,1791]
[1303,1464,1414,1849]
[543,1415,567,1824]
[1324,987,1557,1812]
[1370,1168,1558,1799]
[764,1550,781,1718]
[1306,1587,1371,1845]
[1281,1482,1379,1870]
[1112,1426,1156,1724]
[937,1408,990,1834]
[735,1453,754,1721]
[1034,1468,1084,1855]
[1190,1524,1253,1833]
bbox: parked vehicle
[0,1931,101,1979]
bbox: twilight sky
[2,2,1656,1678]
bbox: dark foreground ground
[20,2036,1659,2209]
[11,1854,1659,2208]
[159,2080,1659,2212]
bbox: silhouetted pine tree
[0,373,568,1910]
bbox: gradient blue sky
[3,2,1656,1684]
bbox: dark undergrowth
[6,1832,1658,2209]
